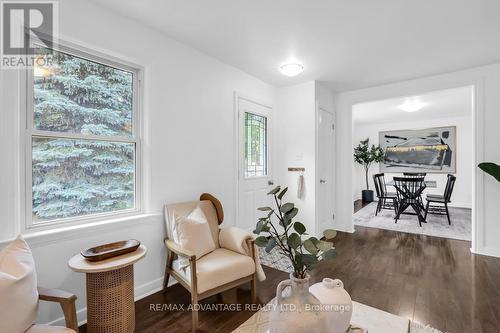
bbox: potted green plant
[478,162,500,182]
[253,186,345,333]
[253,185,337,278]
[353,138,384,202]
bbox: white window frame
[22,39,143,230]
[243,111,269,179]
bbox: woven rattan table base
[86,265,135,333]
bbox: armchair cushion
[165,201,220,248]
[173,248,255,293]
[25,325,75,333]
[0,235,38,333]
[219,227,266,281]
[173,207,216,268]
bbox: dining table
[386,179,437,188]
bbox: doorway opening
[351,86,474,241]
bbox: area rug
[410,321,446,333]
[232,298,444,333]
[258,247,292,273]
[353,202,471,241]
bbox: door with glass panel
[237,96,273,231]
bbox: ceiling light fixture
[398,97,428,112]
[279,63,304,77]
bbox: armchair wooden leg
[163,250,174,292]
[251,275,257,303]
[189,257,198,332]
[61,300,78,332]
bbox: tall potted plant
[478,162,500,182]
[353,138,384,202]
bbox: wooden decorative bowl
[81,239,141,262]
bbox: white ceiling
[92,0,500,91]
[352,86,473,125]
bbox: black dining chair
[424,174,456,225]
[403,172,427,178]
[393,177,427,226]
[403,173,427,202]
[373,173,398,215]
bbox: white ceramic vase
[269,273,329,333]
[309,278,353,333]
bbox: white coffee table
[233,299,409,333]
[352,301,409,333]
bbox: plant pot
[361,190,374,203]
[269,273,329,333]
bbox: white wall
[276,82,317,233]
[352,115,473,208]
[0,0,276,325]
[334,63,500,258]
[274,81,335,237]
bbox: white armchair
[0,235,78,333]
[163,193,263,332]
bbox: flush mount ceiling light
[398,97,429,112]
[279,63,304,77]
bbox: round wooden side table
[68,245,147,333]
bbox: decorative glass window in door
[244,112,268,177]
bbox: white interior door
[317,108,335,232]
[237,96,273,231]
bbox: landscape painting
[379,126,456,173]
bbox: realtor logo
[1,0,58,68]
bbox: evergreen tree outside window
[27,45,140,225]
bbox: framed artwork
[379,126,456,173]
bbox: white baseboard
[334,225,356,233]
[47,276,178,327]
[471,246,500,258]
[448,202,472,209]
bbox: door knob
[268,180,274,186]
[320,179,327,184]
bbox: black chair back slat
[444,174,456,202]
[373,173,387,197]
[403,172,427,178]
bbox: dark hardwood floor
[354,198,370,213]
[80,201,500,333]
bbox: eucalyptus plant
[353,138,385,190]
[478,162,500,182]
[253,185,337,279]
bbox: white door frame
[233,92,274,228]
[347,79,484,255]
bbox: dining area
[372,172,457,227]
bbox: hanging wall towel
[297,173,305,199]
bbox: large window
[26,45,140,226]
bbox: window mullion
[29,129,137,144]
